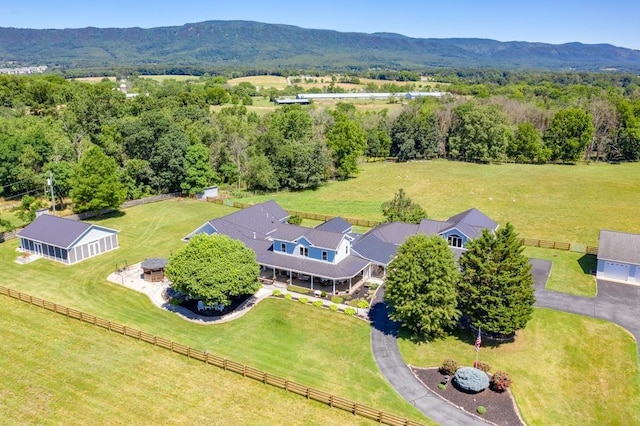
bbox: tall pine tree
[458,223,535,336]
[384,234,460,339]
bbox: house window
[280,243,286,252]
[345,245,349,254]
[299,247,308,257]
[448,235,463,248]
[322,251,328,261]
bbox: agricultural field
[0,296,374,425]
[233,160,640,246]
[0,199,426,423]
[399,308,640,425]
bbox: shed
[197,186,219,199]
[596,230,640,283]
[141,257,168,282]
[17,214,119,265]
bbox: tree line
[0,72,639,219]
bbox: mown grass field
[399,308,640,425]
[235,160,640,246]
[523,247,597,297]
[0,199,427,423]
[0,296,373,425]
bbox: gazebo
[141,258,168,282]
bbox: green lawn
[0,296,373,425]
[524,247,597,297]
[234,160,640,246]
[0,199,427,423]
[399,308,640,426]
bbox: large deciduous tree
[458,223,535,336]
[448,102,511,163]
[181,143,217,195]
[326,113,367,179]
[384,235,460,339]
[165,234,261,307]
[70,145,126,213]
[381,188,427,224]
[544,107,595,163]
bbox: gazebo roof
[141,257,168,270]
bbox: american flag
[475,327,482,352]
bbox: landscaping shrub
[453,367,490,393]
[331,295,344,304]
[312,300,323,307]
[329,304,339,312]
[367,282,379,290]
[299,297,309,304]
[284,293,293,300]
[440,358,458,376]
[320,291,326,297]
[490,371,512,392]
[272,289,282,297]
[477,406,487,415]
[357,299,369,309]
[344,307,356,316]
[437,383,446,391]
[473,361,491,372]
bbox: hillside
[1,20,640,71]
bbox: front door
[33,242,43,256]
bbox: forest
[0,71,639,224]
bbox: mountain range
[1,20,639,72]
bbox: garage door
[602,262,630,281]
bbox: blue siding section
[272,238,336,262]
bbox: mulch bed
[179,294,252,317]
[411,367,524,426]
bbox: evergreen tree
[381,188,427,224]
[384,235,460,339]
[458,223,535,336]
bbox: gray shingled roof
[17,214,107,248]
[417,219,450,235]
[141,257,168,270]
[442,208,498,239]
[598,230,640,265]
[367,222,419,245]
[351,233,398,265]
[258,251,369,280]
[269,223,307,242]
[315,217,352,234]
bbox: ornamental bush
[477,406,487,415]
[272,290,282,297]
[344,307,357,316]
[357,299,369,309]
[440,358,458,376]
[299,297,309,304]
[312,300,323,307]
[284,293,293,300]
[331,295,344,304]
[473,361,491,372]
[490,371,512,392]
[454,367,490,393]
[329,304,339,312]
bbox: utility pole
[47,170,55,214]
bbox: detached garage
[18,214,119,265]
[596,230,640,284]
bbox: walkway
[370,258,640,425]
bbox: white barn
[596,230,640,283]
[18,214,119,265]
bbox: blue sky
[1,0,639,50]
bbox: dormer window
[322,251,328,261]
[299,247,308,257]
[280,243,286,252]
[448,235,463,248]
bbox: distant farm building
[295,92,448,101]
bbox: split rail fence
[0,285,423,426]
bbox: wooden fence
[0,285,423,426]
[209,199,599,255]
